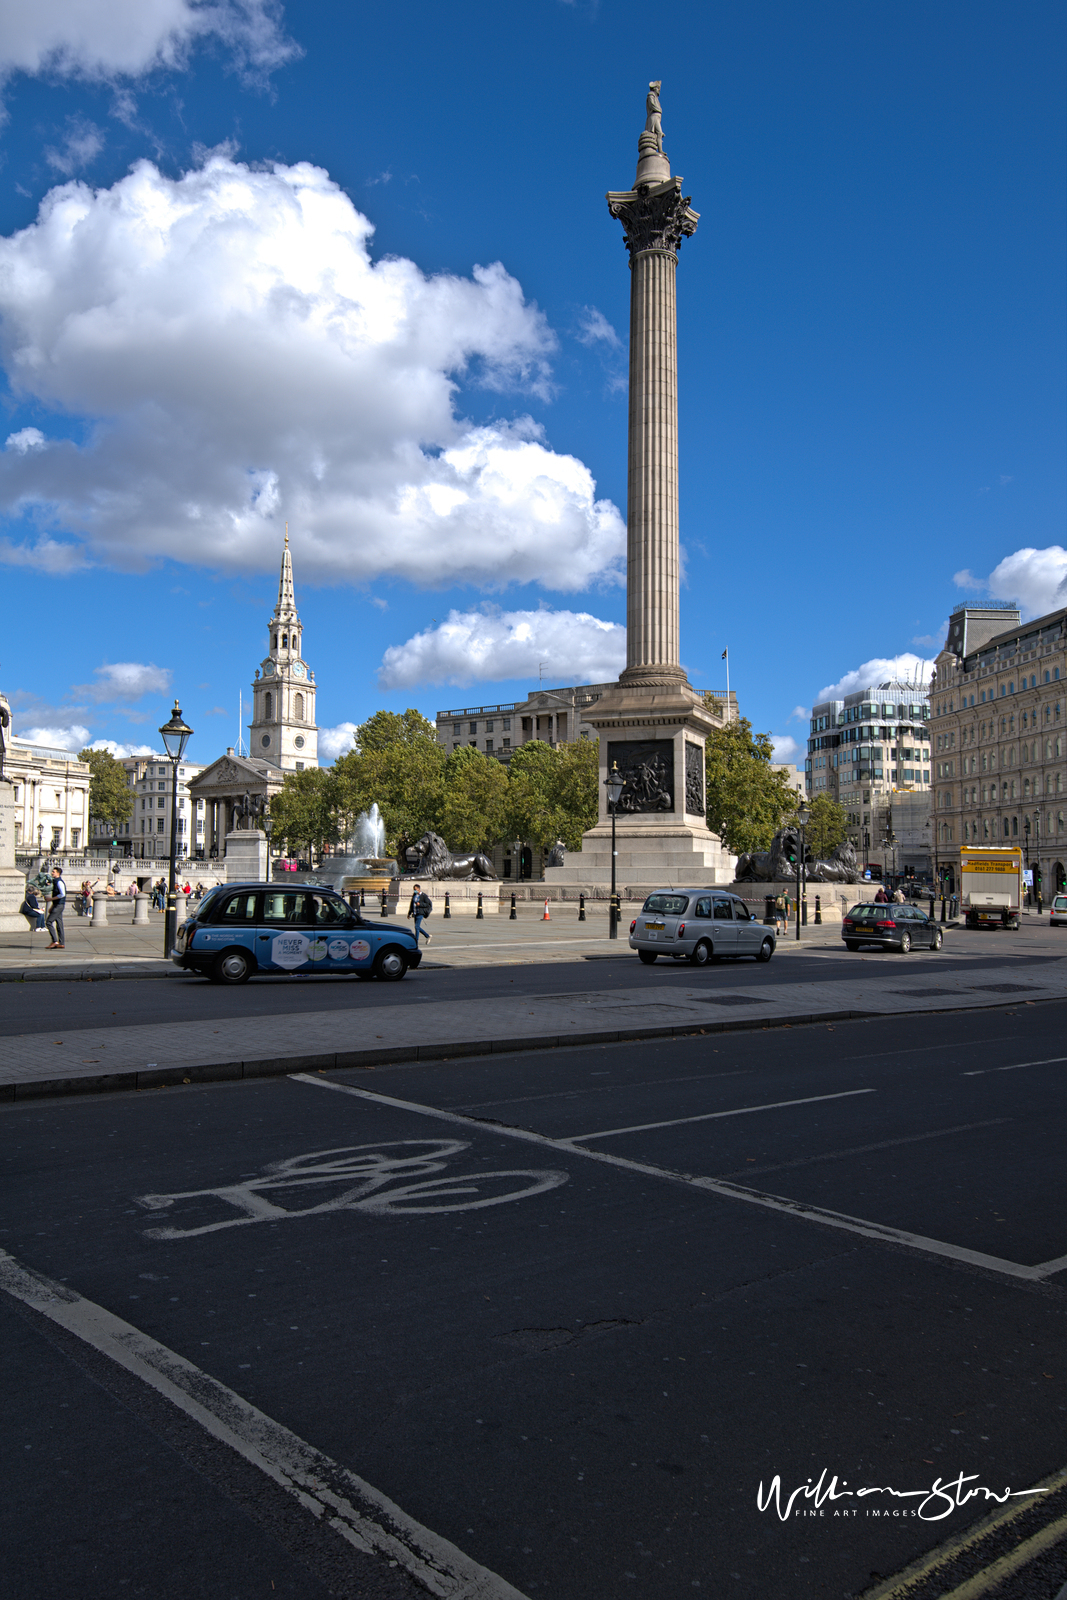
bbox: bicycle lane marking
[133,1138,569,1240]
[288,1075,1063,1284]
[0,1248,530,1600]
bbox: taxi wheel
[638,950,658,964]
[212,949,253,985]
[898,931,912,954]
[757,937,774,963]
[931,928,943,951]
[374,947,409,981]
[689,939,712,967]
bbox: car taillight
[875,919,894,928]
[630,919,636,933]
[677,922,685,936]
[843,920,854,929]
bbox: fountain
[336,804,400,907]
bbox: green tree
[506,737,599,851]
[331,708,445,853]
[437,746,509,852]
[78,748,134,834]
[703,719,798,856]
[804,793,848,862]
[269,767,339,860]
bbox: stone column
[0,776,29,933]
[608,119,698,688]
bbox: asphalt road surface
[1,941,1061,1037]
[3,1001,1067,1598]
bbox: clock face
[292,663,306,678]
[262,661,274,676]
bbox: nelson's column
[546,82,735,891]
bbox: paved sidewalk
[2,950,1064,1100]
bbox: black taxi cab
[172,882,421,984]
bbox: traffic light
[783,838,798,866]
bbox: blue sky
[0,0,1063,767]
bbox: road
[3,992,1067,1598]
[1,931,1061,1036]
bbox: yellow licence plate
[644,921,665,930]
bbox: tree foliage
[505,737,599,850]
[804,793,849,862]
[78,748,134,829]
[269,767,339,859]
[703,718,798,856]
[331,708,444,851]
[436,745,510,852]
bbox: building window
[295,761,305,771]
[502,718,511,730]
[282,634,288,648]
[265,692,272,719]
[157,819,165,832]
[294,735,305,749]
[71,828,80,848]
[262,735,271,748]
[294,693,304,721]
[469,721,478,734]
[485,738,493,752]
[485,719,494,732]
[503,737,511,749]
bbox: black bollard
[380,888,388,917]
[940,895,946,923]
[444,892,451,919]
[360,887,366,908]
[510,892,517,920]
[578,893,586,922]
[814,894,822,925]
[477,891,484,920]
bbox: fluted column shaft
[625,247,679,677]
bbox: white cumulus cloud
[955,546,1067,620]
[318,721,358,760]
[817,653,934,701]
[0,0,296,85]
[0,156,624,592]
[5,427,47,453]
[87,738,158,757]
[378,607,627,690]
[14,722,90,750]
[769,735,800,764]
[72,661,172,702]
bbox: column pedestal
[0,778,28,932]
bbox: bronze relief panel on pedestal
[607,741,674,813]
[684,742,705,816]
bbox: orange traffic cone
[542,898,551,920]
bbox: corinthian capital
[606,179,699,259]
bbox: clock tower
[249,533,319,770]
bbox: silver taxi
[629,889,775,966]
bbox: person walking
[46,866,67,949]
[874,885,888,904]
[892,885,905,904]
[407,882,433,946]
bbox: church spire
[274,524,297,624]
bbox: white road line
[0,1250,527,1600]
[291,1076,1063,1284]
[1034,1252,1067,1277]
[962,1054,1067,1077]
[559,1088,876,1143]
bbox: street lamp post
[794,797,810,942]
[159,700,193,957]
[263,812,274,884]
[1023,817,1031,909]
[604,762,626,940]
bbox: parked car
[842,902,944,953]
[171,882,421,984]
[1049,894,1067,927]
[629,889,775,966]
